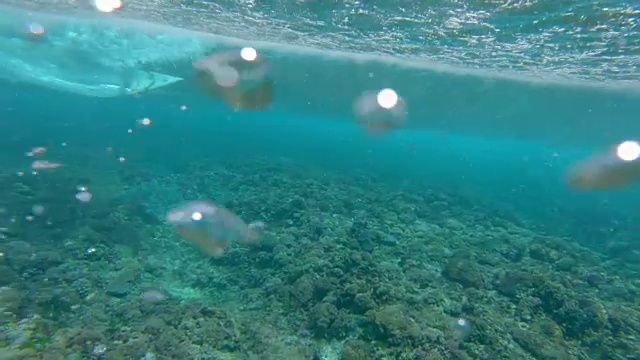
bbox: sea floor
[0,156,639,360]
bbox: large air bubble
[353,88,407,133]
[193,47,273,111]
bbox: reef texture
[0,157,639,360]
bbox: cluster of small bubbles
[194,47,273,111]
[94,0,123,13]
[353,88,407,134]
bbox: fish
[31,160,62,170]
[165,200,263,257]
[26,146,46,157]
[566,140,640,191]
[141,289,168,304]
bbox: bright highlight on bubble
[32,204,45,216]
[566,139,640,191]
[136,117,152,127]
[616,140,640,162]
[94,0,123,13]
[26,23,45,40]
[450,317,472,341]
[353,88,407,134]
[76,191,92,202]
[166,200,264,258]
[193,49,273,111]
[377,88,399,109]
[240,47,258,62]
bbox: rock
[106,280,131,298]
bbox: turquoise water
[1,2,640,359]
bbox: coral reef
[0,157,639,359]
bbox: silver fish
[166,200,262,257]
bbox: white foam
[1,4,639,94]
[2,4,640,147]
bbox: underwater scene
[1,1,640,359]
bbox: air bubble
[354,89,407,133]
[567,139,640,191]
[137,118,152,127]
[194,48,273,111]
[75,191,92,202]
[31,205,45,216]
[25,23,45,41]
[450,317,472,341]
[94,0,123,13]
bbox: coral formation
[0,157,639,359]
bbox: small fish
[566,140,640,191]
[31,160,62,170]
[166,200,263,257]
[141,289,168,303]
[27,147,46,157]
